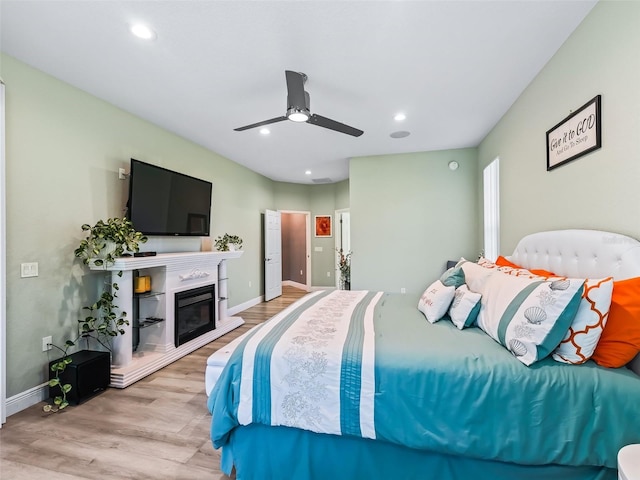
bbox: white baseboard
[228,295,263,316]
[6,382,48,416]
[282,280,309,290]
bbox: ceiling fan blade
[285,70,308,109]
[234,116,288,132]
[308,114,364,137]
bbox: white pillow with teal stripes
[476,272,585,366]
[448,285,481,329]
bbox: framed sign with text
[546,95,601,171]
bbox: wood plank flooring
[0,286,309,480]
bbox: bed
[207,229,640,480]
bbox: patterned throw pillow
[448,285,481,329]
[494,256,556,277]
[475,272,585,366]
[457,258,496,293]
[418,280,456,324]
[591,277,640,368]
[477,257,545,279]
[552,277,614,364]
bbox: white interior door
[264,209,282,301]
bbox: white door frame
[280,210,311,291]
[1,80,6,426]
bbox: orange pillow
[591,277,640,368]
[495,255,556,277]
[495,255,520,268]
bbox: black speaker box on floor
[49,350,110,405]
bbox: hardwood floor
[0,286,309,479]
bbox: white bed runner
[237,289,382,439]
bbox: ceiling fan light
[287,108,310,122]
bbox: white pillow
[476,272,585,366]
[457,258,495,293]
[449,285,482,329]
[418,280,455,324]
[552,277,614,364]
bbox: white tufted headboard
[509,229,640,375]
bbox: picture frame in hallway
[546,95,601,171]
[314,215,332,237]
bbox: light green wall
[1,53,276,397]
[274,180,350,287]
[478,1,640,254]
[350,149,479,294]
[1,52,351,397]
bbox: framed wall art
[546,95,601,171]
[314,215,332,237]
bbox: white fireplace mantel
[88,250,244,388]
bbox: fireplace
[174,284,215,347]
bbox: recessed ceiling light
[259,128,270,135]
[305,170,312,175]
[130,23,156,40]
[390,131,410,139]
[394,113,406,121]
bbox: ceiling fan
[234,70,364,137]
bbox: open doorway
[280,211,311,291]
[334,208,351,288]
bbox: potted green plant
[45,217,147,412]
[337,248,351,290]
[214,233,243,252]
[46,281,127,411]
[74,217,148,267]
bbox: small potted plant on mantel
[214,233,243,252]
[45,217,147,412]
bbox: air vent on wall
[312,177,333,184]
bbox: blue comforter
[208,290,640,469]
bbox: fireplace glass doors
[174,284,215,347]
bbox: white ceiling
[0,0,597,184]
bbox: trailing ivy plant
[44,218,145,412]
[45,277,128,412]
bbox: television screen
[127,159,213,236]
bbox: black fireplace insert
[174,284,215,347]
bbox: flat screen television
[127,159,213,236]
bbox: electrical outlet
[249,280,252,288]
[401,288,406,294]
[327,271,331,277]
[118,167,127,180]
[300,270,303,276]
[42,335,52,352]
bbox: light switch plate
[21,262,39,278]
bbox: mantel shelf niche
[88,250,244,388]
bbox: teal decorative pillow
[448,285,481,329]
[440,266,465,288]
[475,272,585,366]
[418,280,456,324]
